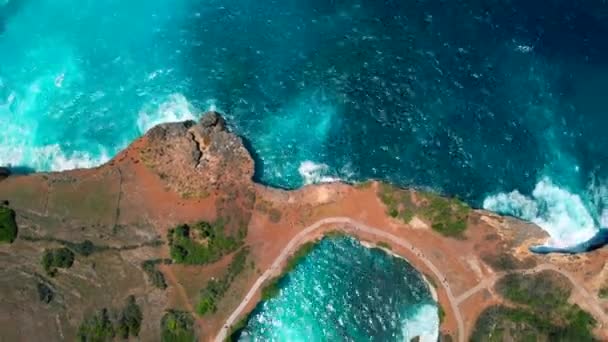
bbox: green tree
[77,308,115,342]
[117,295,143,338]
[161,310,195,342]
[0,206,17,243]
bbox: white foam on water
[401,304,440,342]
[136,93,197,134]
[483,177,599,248]
[0,143,109,172]
[298,161,340,185]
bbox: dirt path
[161,265,207,329]
[215,217,466,342]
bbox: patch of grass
[600,286,608,299]
[324,230,348,238]
[438,304,445,323]
[268,208,282,223]
[418,192,470,238]
[161,310,195,342]
[472,305,596,342]
[497,272,571,315]
[255,199,282,223]
[0,205,17,243]
[196,248,249,316]
[168,219,243,265]
[41,247,75,276]
[142,259,170,290]
[377,183,416,225]
[377,241,392,250]
[354,180,374,189]
[260,277,281,301]
[377,183,470,237]
[474,271,597,341]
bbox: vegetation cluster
[168,219,244,265]
[161,310,195,342]
[0,204,17,243]
[77,295,143,341]
[142,259,171,290]
[196,248,250,315]
[41,247,75,276]
[377,183,470,237]
[473,271,597,341]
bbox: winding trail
[215,217,608,341]
[215,217,465,342]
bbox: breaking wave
[483,178,599,249]
[401,304,440,342]
[137,93,198,134]
[298,161,340,185]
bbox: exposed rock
[199,111,226,131]
[141,111,254,197]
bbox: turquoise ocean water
[235,237,439,341]
[3,1,608,251]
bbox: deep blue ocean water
[235,237,439,341]
[2,0,608,249]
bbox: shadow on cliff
[5,165,36,175]
[239,135,267,186]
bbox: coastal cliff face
[0,113,606,341]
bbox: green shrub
[142,259,168,290]
[168,220,242,265]
[77,296,143,342]
[161,310,195,342]
[196,249,249,316]
[117,295,143,338]
[377,241,392,250]
[419,193,470,237]
[260,278,281,301]
[41,247,75,276]
[77,308,115,342]
[0,205,17,243]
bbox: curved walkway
[215,217,608,341]
[215,217,465,342]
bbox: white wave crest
[0,144,109,172]
[483,178,599,248]
[136,93,197,134]
[298,161,340,185]
[401,304,440,342]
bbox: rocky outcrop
[140,111,254,197]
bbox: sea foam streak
[298,161,340,185]
[137,93,197,134]
[0,144,109,172]
[483,178,599,248]
[401,304,440,342]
